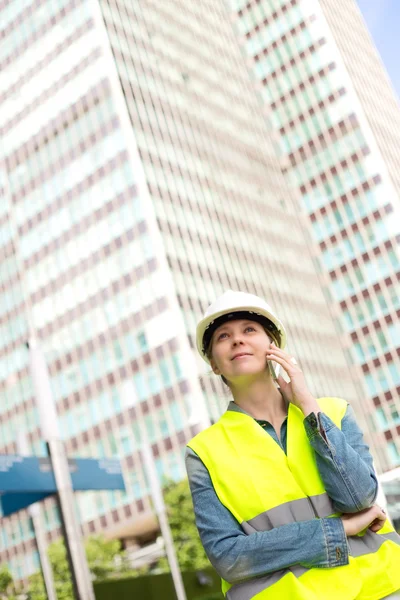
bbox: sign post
[141,442,187,600]
[17,434,57,600]
[29,337,95,600]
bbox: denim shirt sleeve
[304,403,378,513]
[185,447,348,585]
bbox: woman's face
[209,319,273,383]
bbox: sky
[356,0,400,99]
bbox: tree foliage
[0,567,13,595]
[27,534,133,600]
[0,566,20,600]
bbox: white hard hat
[196,290,287,363]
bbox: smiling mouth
[231,353,252,360]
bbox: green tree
[155,478,211,573]
[86,535,130,581]
[28,534,133,600]
[0,566,13,595]
[0,566,20,600]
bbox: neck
[230,373,288,422]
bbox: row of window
[15,159,135,232]
[292,129,368,186]
[0,314,27,360]
[281,95,352,152]
[271,75,343,129]
[0,0,91,94]
[16,135,128,259]
[310,190,382,243]
[0,280,25,321]
[350,322,399,364]
[25,216,151,299]
[31,266,168,336]
[320,217,392,272]
[0,403,40,448]
[3,19,99,131]
[251,26,313,73]
[331,249,398,301]
[9,96,115,198]
[262,53,343,111]
[3,46,105,155]
[1,0,76,61]
[344,294,400,337]
[364,364,400,397]
[375,403,400,430]
[233,0,300,35]
[51,341,183,416]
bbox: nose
[231,333,244,347]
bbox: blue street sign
[0,455,125,517]
[1,492,51,516]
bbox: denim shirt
[185,401,378,585]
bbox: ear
[210,358,221,375]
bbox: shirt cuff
[304,411,335,443]
[304,411,323,436]
[320,517,349,567]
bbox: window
[159,359,171,387]
[375,408,388,429]
[364,333,377,357]
[172,354,183,380]
[138,332,148,352]
[343,309,354,330]
[389,286,399,309]
[353,267,365,285]
[387,441,400,466]
[364,298,375,318]
[352,342,365,362]
[376,330,388,351]
[376,293,388,312]
[389,403,400,422]
[354,303,365,325]
[377,367,389,392]
[388,364,400,387]
[364,373,377,396]
[133,372,147,401]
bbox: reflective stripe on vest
[242,492,334,533]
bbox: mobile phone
[268,360,280,381]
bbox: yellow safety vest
[187,397,400,600]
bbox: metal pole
[17,434,57,600]
[28,336,95,600]
[141,442,187,600]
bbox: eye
[244,326,256,333]
[217,332,228,341]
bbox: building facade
[229,0,400,470]
[0,0,383,582]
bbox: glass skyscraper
[0,0,390,583]
[230,0,400,471]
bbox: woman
[186,290,400,600]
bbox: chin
[229,366,266,378]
